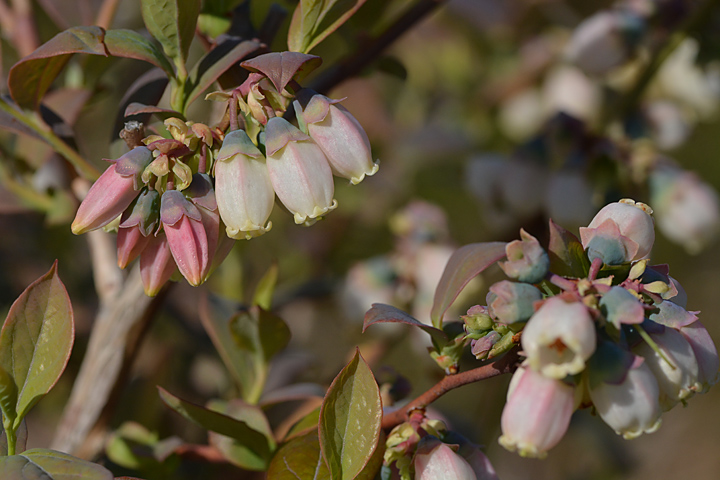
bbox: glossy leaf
[548,219,590,278]
[8,26,174,111]
[103,29,174,77]
[0,448,113,479]
[284,407,321,441]
[185,39,262,107]
[158,388,272,460]
[319,349,382,480]
[124,103,182,118]
[267,431,331,480]
[141,0,200,64]
[288,0,368,53]
[207,399,275,471]
[252,262,278,311]
[364,303,448,346]
[430,242,507,328]
[9,26,107,110]
[0,262,74,425]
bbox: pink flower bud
[633,326,700,410]
[413,438,477,480]
[265,117,337,225]
[679,320,719,393]
[117,226,152,269]
[499,366,575,458]
[71,146,153,234]
[521,296,596,378]
[295,90,378,185]
[216,130,274,239]
[499,229,549,283]
[140,234,177,297]
[589,356,662,439]
[579,199,655,264]
[117,188,160,269]
[185,174,220,280]
[160,190,209,287]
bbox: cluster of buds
[383,411,498,480]
[464,199,718,458]
[71,52,377,296]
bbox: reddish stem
[229,90,239,131]
[199,143,207,174]
[548,274,577,292]
[588,257,603,281]
[381,347,521,430]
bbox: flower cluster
[71,52,377,296]
[464,199,718,458]
[383,411,498,480]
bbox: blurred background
[2,0,720,478]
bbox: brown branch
[381,348,521,430]
[309,0,448,94]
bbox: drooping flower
[295,89,378,184]
[215,129,274,239]
[413,438,478,480]
[185,173,220,280]
[499,365,575,458]
[139,234,177,296]
[265,117,337,224]
[160,190,209,286]
[633,325,700,410]
[71,146,153,234]
[117,188,160,269]
[579,199,655,264]
[521,296,596,378]
[589,355,662,439]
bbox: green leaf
[0,449,113,479]
[141,0,201,65]
[319,349,382,480]
[288,0,368,53]
[430,242,507,328]
[0,419,27,456]
[0,366,18,422]
[0,261,74,425]
[199,294,290,403]
[363,303,448,347]
[548,219,590,278]
[252,262,278,310]
[185,39,262,107]
[207,399,275,471]
[104,29,175,78]
[8,26,107,110]
[267,431,331,479]
[284,407,321,441]
[157,387,272,461]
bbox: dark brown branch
[381,347,521,430]
[309,0,448,94]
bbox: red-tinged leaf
[548,218,590,278]
[207,399,275,471]
[8,26,107,110]
[0,449,113,479]
[112,69,170,137]
[430,242,507,328]
[364,303,448,346]
[157,387,272,460]
[0,261,74,424]
[240,52,322,93]
[141,0,200,64]
[124,102,181,118]
[284,408,321,441]
[104,29,174,77]
[185,39,263,107]
[319,349,382,480]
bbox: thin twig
[381,347,521,430]
[309,0,448,94]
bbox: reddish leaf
[430,242,507,328]
[240,52,322,92]
[185,39,263,107]
[9,26,107,110]
[124,103,181,118]
[104,29,174,76]
[364,303,448,346]
[548,219,590,278]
